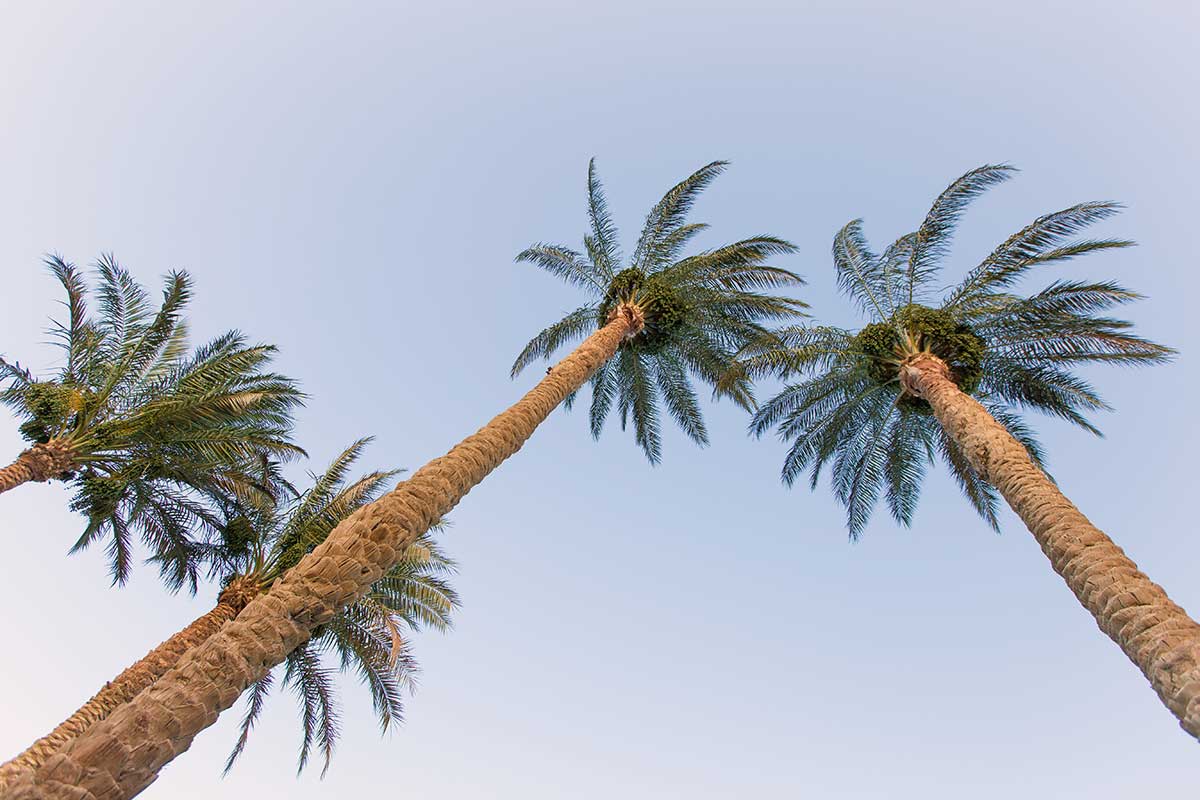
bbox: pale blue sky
[1,1,1198,797]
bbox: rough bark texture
[0,441,74,495]
[0,578,260,787]
[900,353,1200,740]
[3,309,638,800]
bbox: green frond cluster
[747,166,1173,538]
[215,441,459,776]
[513,160,807,463]
[0,255,306,587]
[852,304,986,410]
[595,268,689,353]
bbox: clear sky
[2,1,1198,797]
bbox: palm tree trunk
[899,353,1200,739]
[0,578,260,787]
[5,308,640,800]
[0,441,74,495]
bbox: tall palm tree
[0,440,457,783]
[0,255,305,586]
[3,161,807,800]
[736,165,1200,738]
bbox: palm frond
[585,158,620,278]
[946,203,1129,311]
[832,219,891,321]
[284,643,341,776]
[653,351,708,447]
[883,409,935,527]
[515,243,607,293]
[632,160,728,272]
[510,304,600,378]
[907,164,1016,302]
[223,670,275,774]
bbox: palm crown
[208,439,459,775]
[737,165,1172,536]
[512,159,808,462]
[0,256,305,586]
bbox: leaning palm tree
[735,165,1200,738]
[0,440,456,783]
[2,161,807,800]
[0,255,305,586]
[213,440,458,777]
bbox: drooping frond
[284,643,340,776]
[831,392,900,538]
[626,351,662,465]
[322,603,412,735]
[654,351,708,448]
[883,409,934,527]
[587,361,617,439]
[979,358,1108,435]
[223,670,275,774]
[515,243,607,292]
[974,282,1173,368]
[509,304,599,378]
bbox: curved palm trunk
[5,309,640,800]
[899,353,1200,739]
[0,441,74,495]
[0,578,260,786]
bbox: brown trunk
[0,441,75,495]
[899,353,1200,739]
[5,309,639,799]
[0,578,260,788]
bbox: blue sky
[1,1,1198,797]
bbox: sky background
[1,1,1198,797]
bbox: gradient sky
[2,1,1198,797]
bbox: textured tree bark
[4,308,639,800]
[0,578,260,788]
[0,441,74,495]
[900,353,1200,740]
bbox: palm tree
[736,165,1200,738]
[0,440,457,783]
[213,440,458,777]
[511,160,805,461]
[3,161,807,800]
[0,255,305,586]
